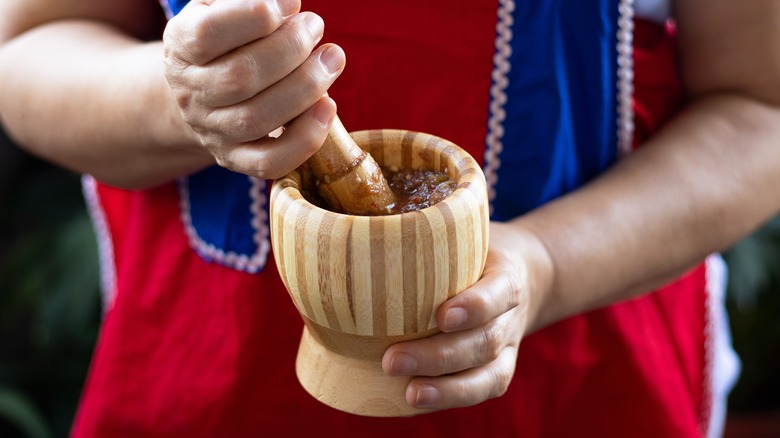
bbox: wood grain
[270,129,489,417]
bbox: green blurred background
[0,128,778,437]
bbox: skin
[1,0,780,413]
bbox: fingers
[381,246,530,411]
[214,96,336,179]
[406,346,518,410]
[162,0,344,180]
[383,309,522,377]
[201,43,345,146]
[185,12,324,107]
[165,0,301,65]
[382,312,522,411]
[437,251,526,333]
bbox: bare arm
[0,0,344,188]
[384,0,780,410]
[524,0,780,329]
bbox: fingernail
[319,45,345,75]
[276,0,298,17]
[415,384,440,407]
[389,352,417,375]
[312,99,333,128]
[444,307,467,331]
[304,13,324,41]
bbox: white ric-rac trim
[617,0,636,156]
[178,175,270,274]
[81,174,117,313]
[483,0,515,214]
[705,254,742,438]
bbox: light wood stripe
[438,203,460,299]
[328,217,356,333]
[422,207,448,329]
[316,212,336,329]
[272,189,292,296]
[416,212,436,330]
[293,202,317,322]
[350,218,373,335]
[305,208,329,326]
[281,199,304,314]
[450,198,475,293]
[401,213,418,334]
[383,215,404,336]
[401,131,415,170]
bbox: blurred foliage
[723,215,780,412]
[0,153,101,438]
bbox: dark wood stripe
[438,203,460,299]
[345,219,356,326]
[303,316,440,361]
[438,144,459,172]
[370,217,387,336]
[458,167,478,181]
[460,197,476,286]
[426,135,443,170]
[317,213,340,331]
[369,130,385,165]
[401,131,416,170]
[401,213,418,333]
[273,193,292,295]
[294,205,316,320]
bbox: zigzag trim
[483,0,515,214]
[81,175,117,313]
[178,175,270,274]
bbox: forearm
[0,20,211,188]
[520,93,780,331]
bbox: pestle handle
[306,115,396,215]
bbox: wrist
[489,220,555,334]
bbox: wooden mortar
[270,129,489,417]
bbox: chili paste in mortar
[300,166,456,216]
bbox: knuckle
[503,270,523,309]
[299,73,324,100]
[253,155,279,180]
[174,15,214,63]
[250,1,280,33]
[479,323,504,362]
[233,105,263,135]
[213,152,231,170]
[429,345,459,376]
[491,363,513,398]
[217,57,257,98]
[286,23,315,61]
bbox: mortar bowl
[269,129,489,417]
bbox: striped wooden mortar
[270,129,489,417]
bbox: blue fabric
[185,166,260,263]
[166,0,189,16]
[489,0,618,221]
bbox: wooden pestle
[305,115,396,215]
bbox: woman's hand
[163,0,344,179]
[381,221,552,410]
